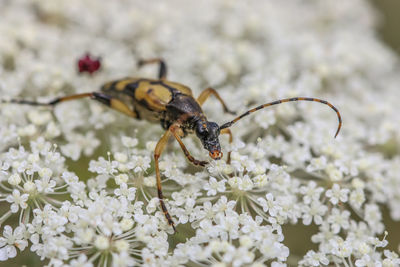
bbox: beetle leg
[171,126,208,167]
[137,58,167,80]
[220,128,233,164]
[154,128,176,232]
[197,87,236,115]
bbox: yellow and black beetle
[1,58,342,231]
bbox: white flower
[302,200,328,225]
[350,188,366,209]
[254,109,276,129]
[208,160,233,176]
[300,181,324,204]
[7,173,21,186]
[121,136,138,148]
[94,236,110,250]
[89,157,118,175]
[131,155,151,173]
[306,156,327,172]
[114,183,136,201]
[325,164,343,182]
[60,143,81,161]
[67,254,93,267]
[112,252,136,266]
[0,225,28,261]
[213,196,236,214]
[257,193,282,217]
[197,219,220,239]
[364,204,384,234]
[114,152,128,163]
[6,190,29,213]
[35,175,56,193]
[119,218,134,231]
[300,250,329,266]
[327,208,351,234]
[325,183,350,205]
[23,181,36,193]
[253,173,269,187]
[204,177,226,196]
[330,239,353,258]
[174,197,197,224]
[114,174,129,185]
[383,250,400,266]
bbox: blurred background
[371,0,400,55]
[355,0,400,258]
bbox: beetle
[1,58,342,232]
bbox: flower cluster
[1,0,400,266]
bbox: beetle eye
[196,123,207,137]
[199,126,206,135]
[207,122,220,136]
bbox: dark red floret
[78,53,101,74]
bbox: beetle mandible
[1,58,342,232]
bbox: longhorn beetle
[1,58,342,232]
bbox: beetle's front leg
[220,128,233,164]
[170,126,208,167]
[154,128,176,232]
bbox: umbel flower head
[1,0,400,266]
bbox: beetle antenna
[0,93,94,107]
[220,97,342,138]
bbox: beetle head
[195,120,222,160]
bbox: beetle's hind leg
[137,58,167,80]
[197,87,236,115]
